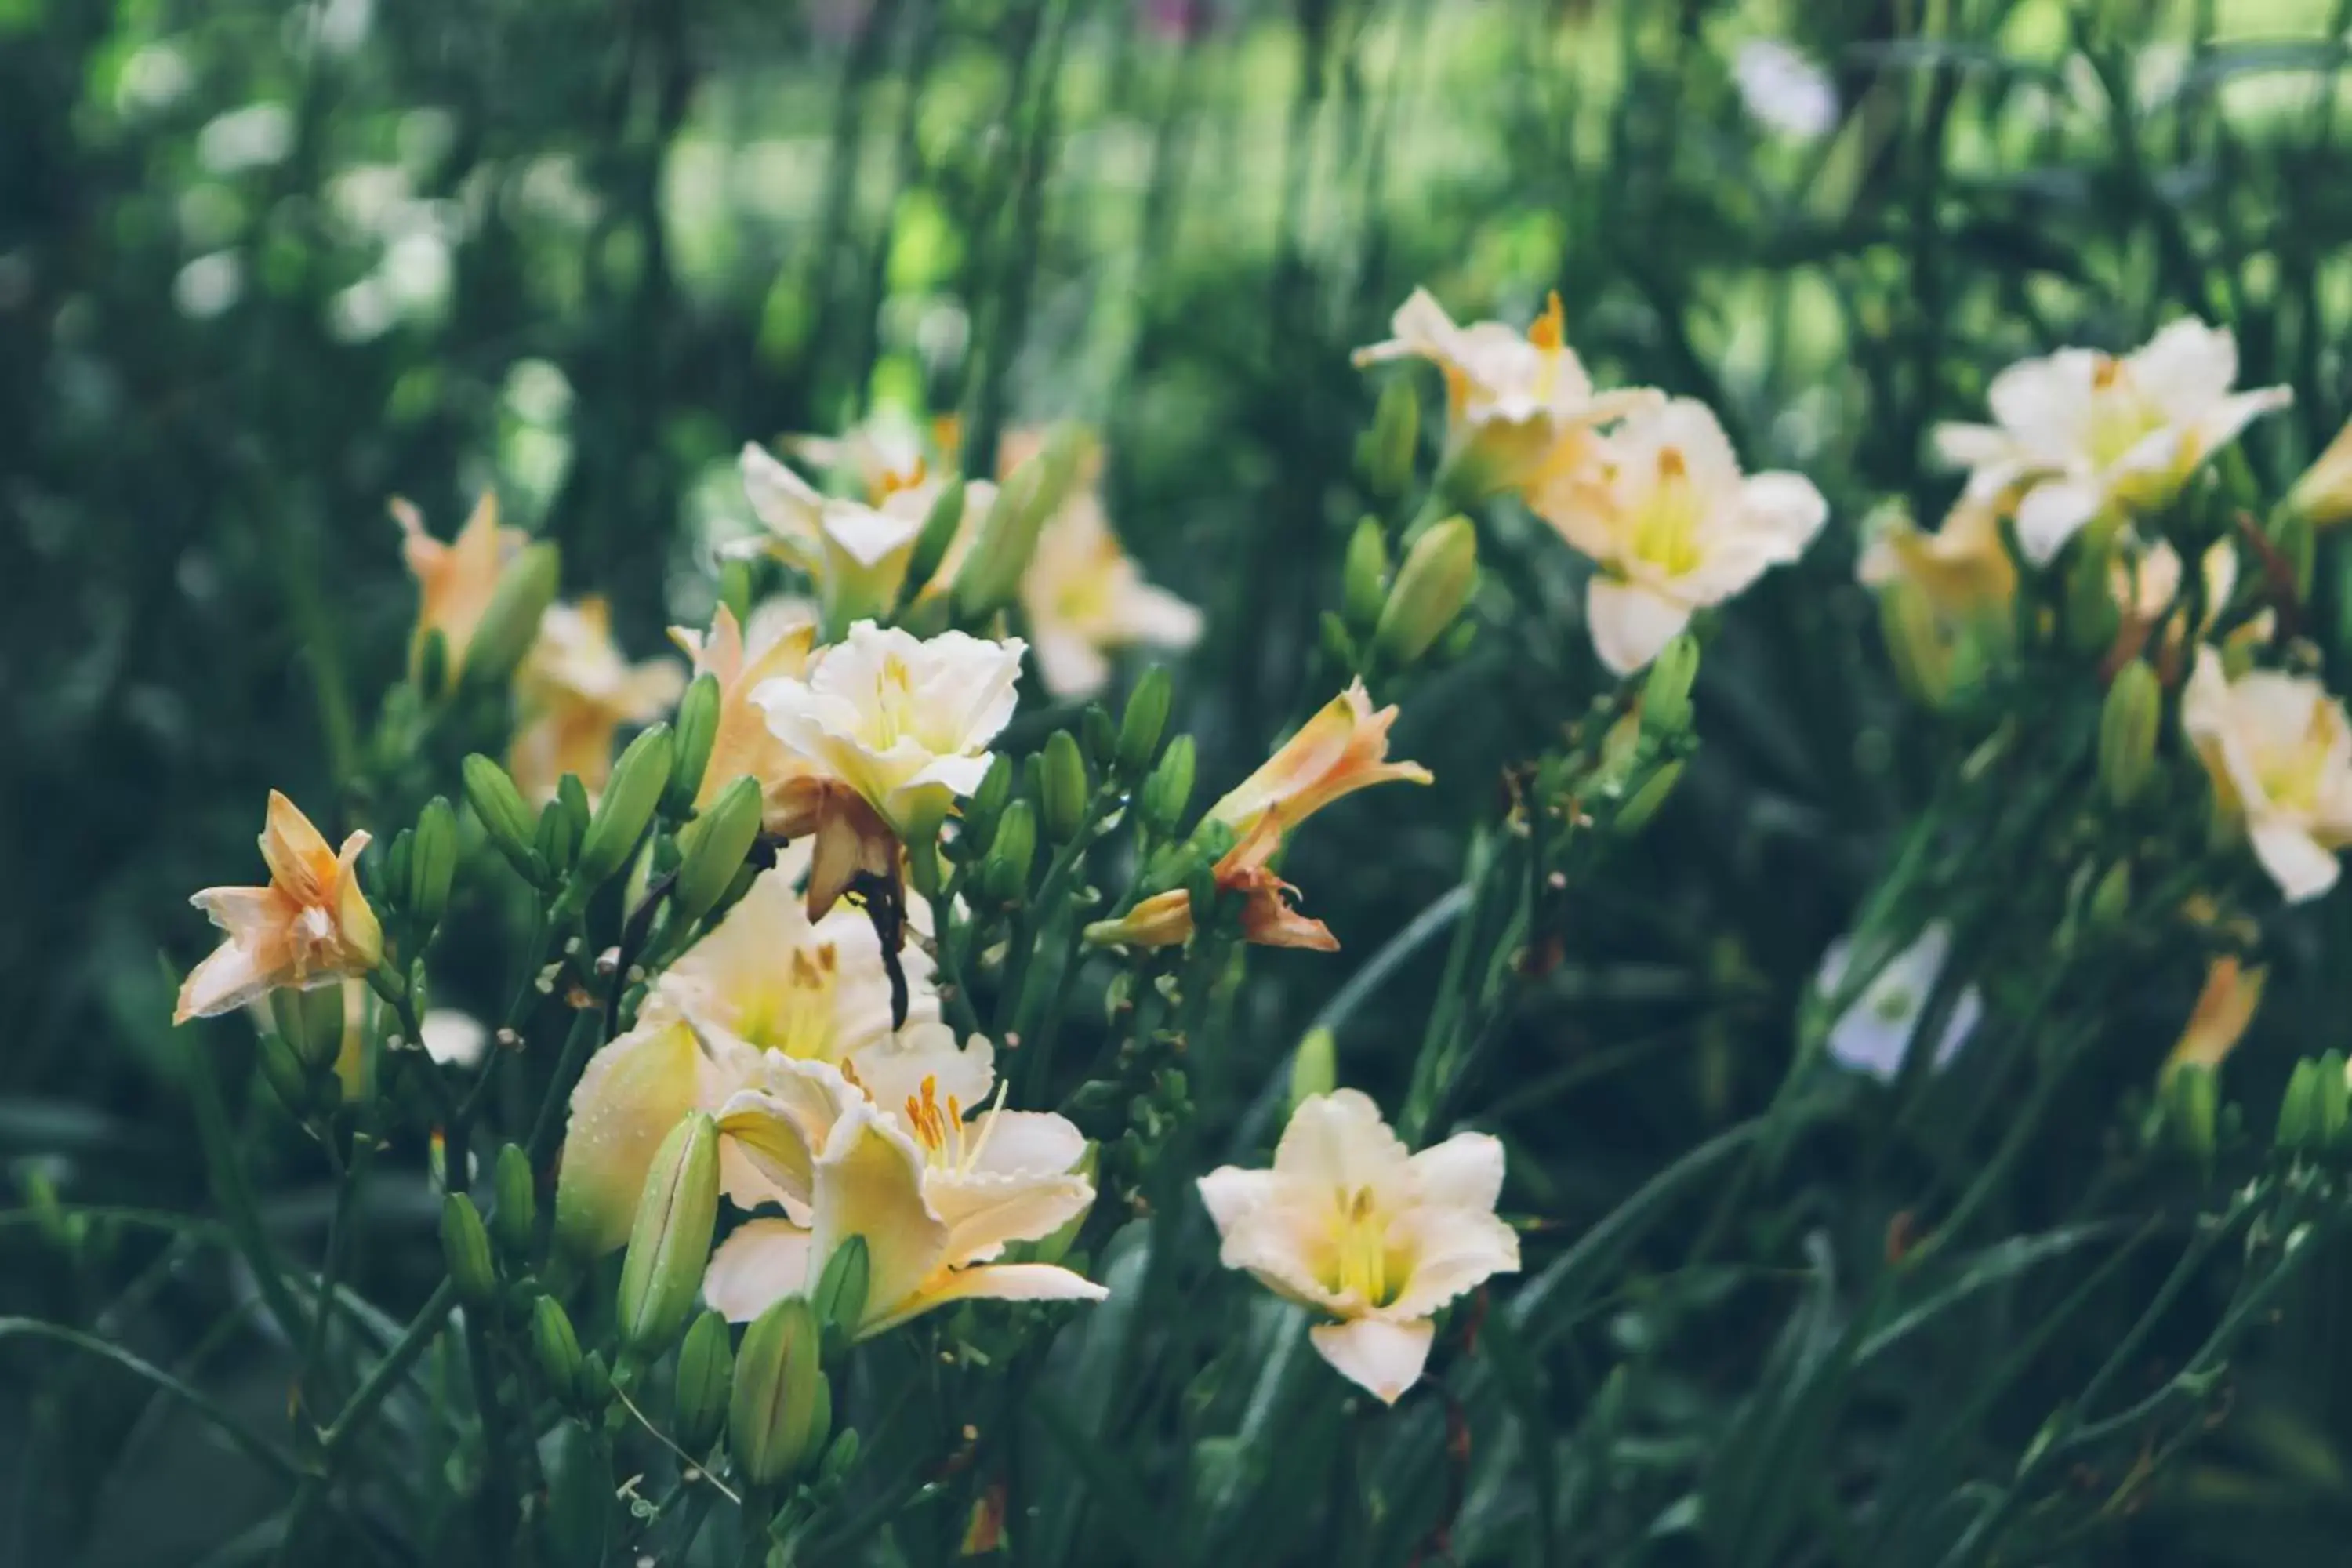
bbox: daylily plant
[174,792,383,1024]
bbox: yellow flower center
[2085,356,2169,474]
[902,1073,1009,1178]
[1528,291,1566,406]
[735,945,843,1061]
[866,653,921,750]
[1627,446,1706,577]
[1324,1185,1406,1308]
[2255,707,2338,813]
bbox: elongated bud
[531,1294,586,1403]
[666,673,722,815]
[674,776,764,924]
[1341,519,1391,635]
[811,1234,871,1338]
[464,542,560,687]
[673,1310,734,1455]
[819,1427,862,1487]
[1116,668,1173,777]
[2321,1049,2351,1149]
[954,428,1087,618]
[1614,759,1685,833]
[270,989,331,1073]
[718,558,755,625]
[2274,507,2318,603]
[1368,379,1422,499]
[616,1112,720,1357]
[257,1025,314,1114]
[1082,703,1118,769]
[1878,581,1951,708]
[2087,861,2132,927]
[416,628,450,695]
[1375,515,1478,668]
[1639,633,1700,738]
[2065,535,2119,655]
[1139,735,1196,835]
[983,800,1037,902]
[898,476,968,610]
[730,1297,832,1486]
[492,1143,536,1258]
[2285,420,2352,531]
[1041,731,1090,844]
[2099,661,2162,808]
[463,753,543,883]
[535,797,579,880]
[408,797,458,930]
[1289,1027,1338,1112]
[2278,1058,2320,1154]
[441,1193,499,1308]
[959,753,1014,859]
[383,830,414,920]
[2165,1064,2219,1165]
[576,724,675,891]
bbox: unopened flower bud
[718,558,755,626]
[983,800,1037,902]
[2285,419,2352,531]
[531,1294,586,1403]
[576,724,675,892]
[2165,1063,2219,1164]
[1358,377,1421,500]
[270,989,334,1073]
[2087,861,2133,927]
[1318,611,1360,672]
[960,753,1014,859]
[616,1112,720,1357]
[492,1142,536,1259]
[1375,515,1477,669]
[730,1297,831,1486]
[673,775,764,925]
[1615,759,1685,833]
[257,1024,314,1114]
[1289,1027,1338,1112]
[2098,661,2162,808]
[810,1234,871,1340]
[1341,519,1391,636]
[666,673,722,815]
[1139,735,1196,835]
[1042,731,1090,844]
[1878,580,1951,708]
[2278,1058,2320,1154]
[818,1427,862,1486]
[535,796,579,880]
[2065,535,2119,655]
[464,541,561,688]
[2321,1049,2351,1149]
[673,1309,734,1455]
[1083,703,1118,770]
[463,753,543,884]
[416,629,451,695]
[382,830,414,919]
[899,475,968,608]
[954,428,1087,618]
[1639,633,1700,738]
[1116,667,1173,778]
[408,796,458,931]
[441,1192,499,1308]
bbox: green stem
[186,1032,311,1345]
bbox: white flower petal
[1586,579,1693,675]
[703,1218,813,1322]
[1308,1316,1435,1405]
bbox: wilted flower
[1815,922,1981,1081]
[1531,398,1828,674]
[174,792,383,1024]
[508,598,686,802]
[1733,38,1839,140]
[670,601,818,817]
[1197,1090,1519,1404]
[2165,955,2267,1076]
[392,491,527,675]
[2182,646,2352,903]
[1018,484,1202,699]
[1933,320,2291,564]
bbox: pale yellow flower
[669,600,818,818]
[2165,955,2267,1076]
[392,490,525,673]
[508,597,686,802]
[2183,645,2352,902]
[1857,494,2016,618]
[739,440,996,622]
[175,792,383,1024]
[1934,320,2291,564]
[1198,1090,1519,1404]
[1531,398,1827,675]
[1019,492,1202,699]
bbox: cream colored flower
[508,597,686,802]
[1353,289,1657,493]
[420,1009,488,1069]
[751,620,1023,846]
[669,600,818,817]
[175,792,383,1024]
[1531,398,1827,674]
[1857,494,2016,618]
[1197,1090,1518,1404]
[2183,645,2352,902]
[392,490,524,674]
[739,438,996,622]
[1019,490,1202,699]
[1933,320,2291,564]
[787,413,945,504]
[2165,955,2267,1076]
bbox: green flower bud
[531,1294,586,1403]
[463,753,543,884]
[2275,506,2318,604]
[416,628,451,697]
[1878,581,1951,709]
[730,1297,832,1486]
[2321,1050,2351,1149]
[2064,535,2119,655]
[1614,759,1685,833]
[543,1417,612,1566]
[1082,704,1118,770]
[576,724,675,893]
[719,558,755,626]
[557,771,593,844]
[818,1426,862,1487]
[2278,1059,2320,1155]
[983,800,1037,902]
[1639,633,1700,738]
[1041,731,1090,844]
[2166,1063,2218,1165]
[954,428,1087,618]
[257,1024,314,1115]
[811,1234,872,1339]
[383,829,414,920]
[959,753,1014,859]
[666,673,722,816]
[441,1193,499,1308]
[2098,661,2162,809]
[1359,377,1421,500]
[1341,519,1391,636]
[408,796,458,931]
[1116,667,1172,778]
[898,475,969,610]
[535,796,579,880]
[270,989,332,1073]
[463,541,561,688]
[673,775,764,925]
[576,1349,612,1410]
[673,1309,735,1456]
[1139,735,1196,835]
[1374,515,1478,669]
[1318,611,1360,673]
[1289,1027,1338,1112]
[2087,860,2133,928]
[616,1112,720,1357]
[492,1143,536,1259]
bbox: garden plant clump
[16,2,2352,1566]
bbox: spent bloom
[1198,1090,1519,1404]
[669,601,818,818]
[508,597,686,803]
[1532,398,1828,674]
[2182,646,2352,903]
[175,792,383,1024]
[1933,320,2292,564]
[392,490,524,673]
[1018,478,1202,700]
[1815,922,1980,1082]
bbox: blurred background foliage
[13,0,2352,1563]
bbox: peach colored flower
[175,792,383,1023]
[393,491,525,674]
[670,601,818,818]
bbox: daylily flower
[1814,922,1981,1082]
[669,601,818,817]
[1933,320,2292,564]
[1019,488,1203,699]
[2165,955,2267,1077]
[1530,397,1828,674]
[1086,681,1432,952]
[1197,1090,1519,1404]
[702,1039,1102,1337]
[2183,645,2352,902]
[1856,494,2016,619]
[174,792,383,1024]
[1353,289,1658,495]
[2107,537,2270,675]
[508,598,686,803]
[392,490,525,674]
[787,412,953,505]
[739,437,996,622]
